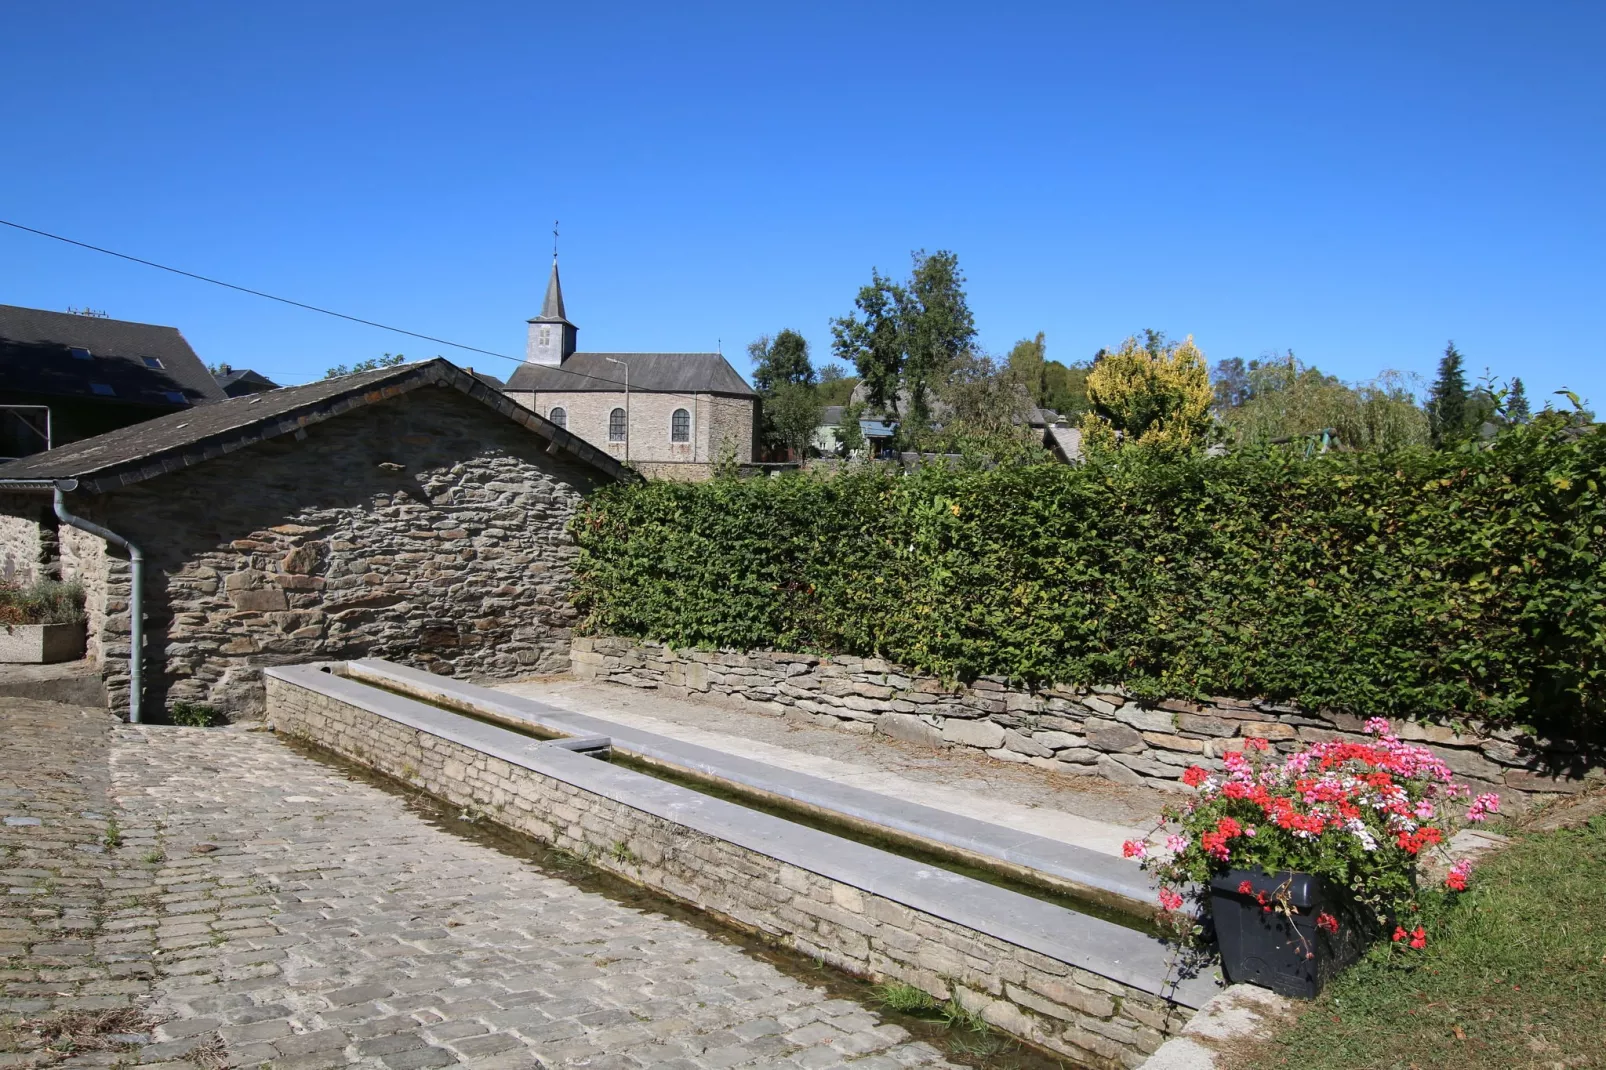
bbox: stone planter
[0,621,87,664]
[1209,869,1368,999]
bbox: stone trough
[265,661,1220,1069]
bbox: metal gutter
[52,481,142,723]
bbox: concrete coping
[266,662,1220,1008]
[342,658,1161,910]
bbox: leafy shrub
[166,701,223,727]
[0,579,85,626]
[574,415,1606,736]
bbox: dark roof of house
[0,358,634,492]
[505,352,756,397]
[214,367,280,397]
[0,304,226,408]
[465,368,506,390]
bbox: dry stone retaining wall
[266,668,1199,1069]
[571,637,1603,809]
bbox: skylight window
[143,356,164,369]
[90,382,116,396]
[70,347,92,360]
[163,391,188,404]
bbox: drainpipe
[53,480,143,724]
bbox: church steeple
[526,257,578,366]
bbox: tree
[326,353,409,379]
[922,351,1042,461]
[1506,378,1531,423]
[836,400,866,456]
[830,250,976,428]
[814,363,859,406]
[748,330,815,393]
[761,382,824,460]
[830,270,905,415]
[1007,333,1091,420]
[1210,357,1254,411]
[1220,354,1430,451]
[898,250,976,430]
[1081,335,1214,452]
[1428,341,1469,443]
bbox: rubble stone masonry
[29,389,601,717]
[572,637,1604,809]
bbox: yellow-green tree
[1081,334,1214,451]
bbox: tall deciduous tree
[748,330,815,392]
[830,250,976,429]
[830,270,905,415]
[1429,341,1469,443]
[748,330,823,460]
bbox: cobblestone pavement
[106,722,965,1070]
[1,699,160,1069]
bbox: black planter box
[1209,869,1368,999]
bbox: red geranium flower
[1315,912,1339,934]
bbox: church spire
[526,254,578,365]
[536,257,569,323]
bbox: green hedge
[573,417,1606,735]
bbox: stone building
[503,260,757,480]
[0,359,630,720]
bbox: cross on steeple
[553,219,559,261]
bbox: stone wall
[267,669,1197,1069]
[572,637,1604,809]
[0,493,52,584]
[16,388,603,718]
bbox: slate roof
[0,304,226,408]
[214,367,280,397]
[0,358,633,491]
[505,352,756,397]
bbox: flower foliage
[1123,721,1497,945]
[574,415,1606,736]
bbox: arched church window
[671,408,691,442]
[549,406,566,429]
[608,408,627,442]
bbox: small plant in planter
[0,578,84,625]
[1124,719,1499,998]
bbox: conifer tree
[1506,377,1531,423]
[1429,341,1469,443]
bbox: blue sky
[3,2,1602,406]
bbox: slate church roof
[0,304,226,408]
[506,352,755,397]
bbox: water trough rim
[266,661,1219,1009]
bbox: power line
[0,217,733,409]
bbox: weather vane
[553,220,559,260]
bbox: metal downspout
[52,481,143,724]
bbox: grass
[102,819,122,849]
[166,701,224,727]
[1230,813,1606,1070]
[872,981,942,1015]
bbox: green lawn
[1234,812,1606,1070]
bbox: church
[504,260,756,481]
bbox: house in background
[503,260,757,480]
[0,304,225,460]
[212,365,280,397]
[814,406,899,457]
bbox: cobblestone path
[107,723,963,1070]
[1,700,161,1069]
